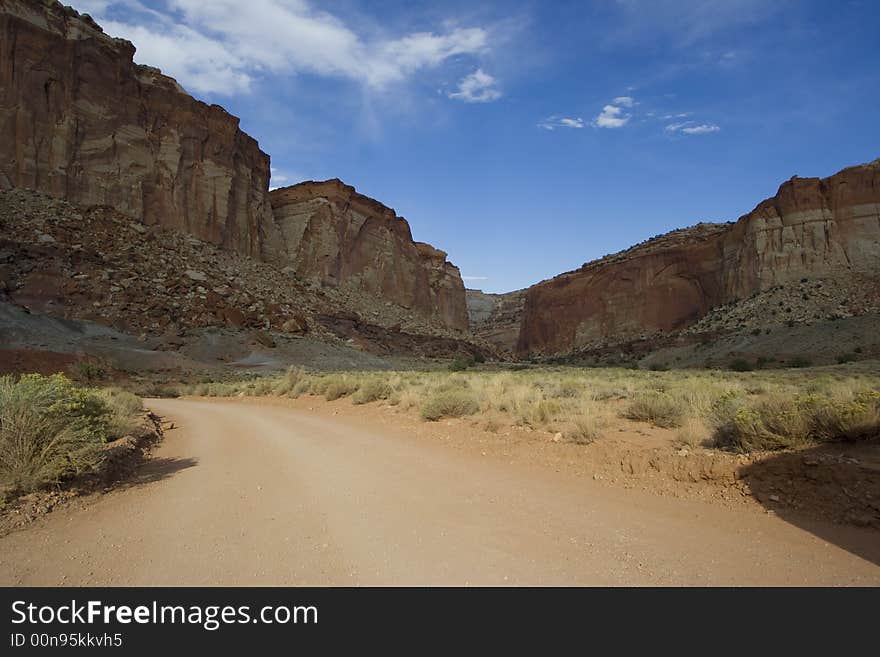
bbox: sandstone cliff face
[0,0,283,261]
[270,180,468,331]
[0,1,469,332]
[465,288,526,352]
[518,160,880,356]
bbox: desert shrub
[550,379,583,399]
[809,391,880,442]
[622,391,686,428]
[291,379,312,397]
[274,366,305,396]
[787,356,812,369]
[352,379,393,405]
[523,399,562,427]
[648,362,669,372]
[674,419,707,448]
[324,377,359,401]
[68,360,106,384]
[565,414,607,445]
[711,390,880,452]
[95,387,143,438]
[836,352,857,364]
[448,357,473,372]
[420,390,479,421]
[729,358,754,372]
[0,374,110,494]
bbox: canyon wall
[465,288,526,352]
[0,0,283,261]
[517,159,880,356]
[0,1,469,331]
[270,180,468,332]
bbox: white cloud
[462,276,489,281]
[681,123,720,134]
[269,167,307,190]
[538,116,585,130]
[448,69,502,103]
[85,0,491,95]
[593,104,630,128]
[612,95,635,107]
[665,121,720,134]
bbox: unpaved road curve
[2,398,879,586]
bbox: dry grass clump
[352,379,393,405]
[621,391,687,428]
[274,366,306,396]
[96,387,144,437]
[420,390,480,421]
[323,376,359,401]
[564,410,609,445]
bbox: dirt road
[1,398,878,585]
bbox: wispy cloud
[612,95,635,107]
[85,0,492,95]
[538,116,585,130]
[608,0,787,47]
[665,121,720,134]
[448,69,502,103]
[462,276,489,281]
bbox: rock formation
[465,288,526,352]
[517,159,880,356]
[0,1,469,331]
[0,0,283,261]
[270,180,468,331]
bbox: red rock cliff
[270,180,468,331]
[0,0,283,261]
[0,1,469,331]
[517,159,880,356]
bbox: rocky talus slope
[0,189,489,362]
[0,0,469,332]
[517,160,880,357]
[465,289,526,352]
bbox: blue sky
[74,1,880,293]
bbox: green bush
[836,352,857,364]
[420,390,480,421]
[711,390,880,452]
[68,361,106,384]
[352,379,392,405]
[448,357,473,372]
[622,391,686,428]
[729,358,754,372]
[0,374,110,494]
[787,356,812,368]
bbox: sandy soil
[0,397,878,586]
